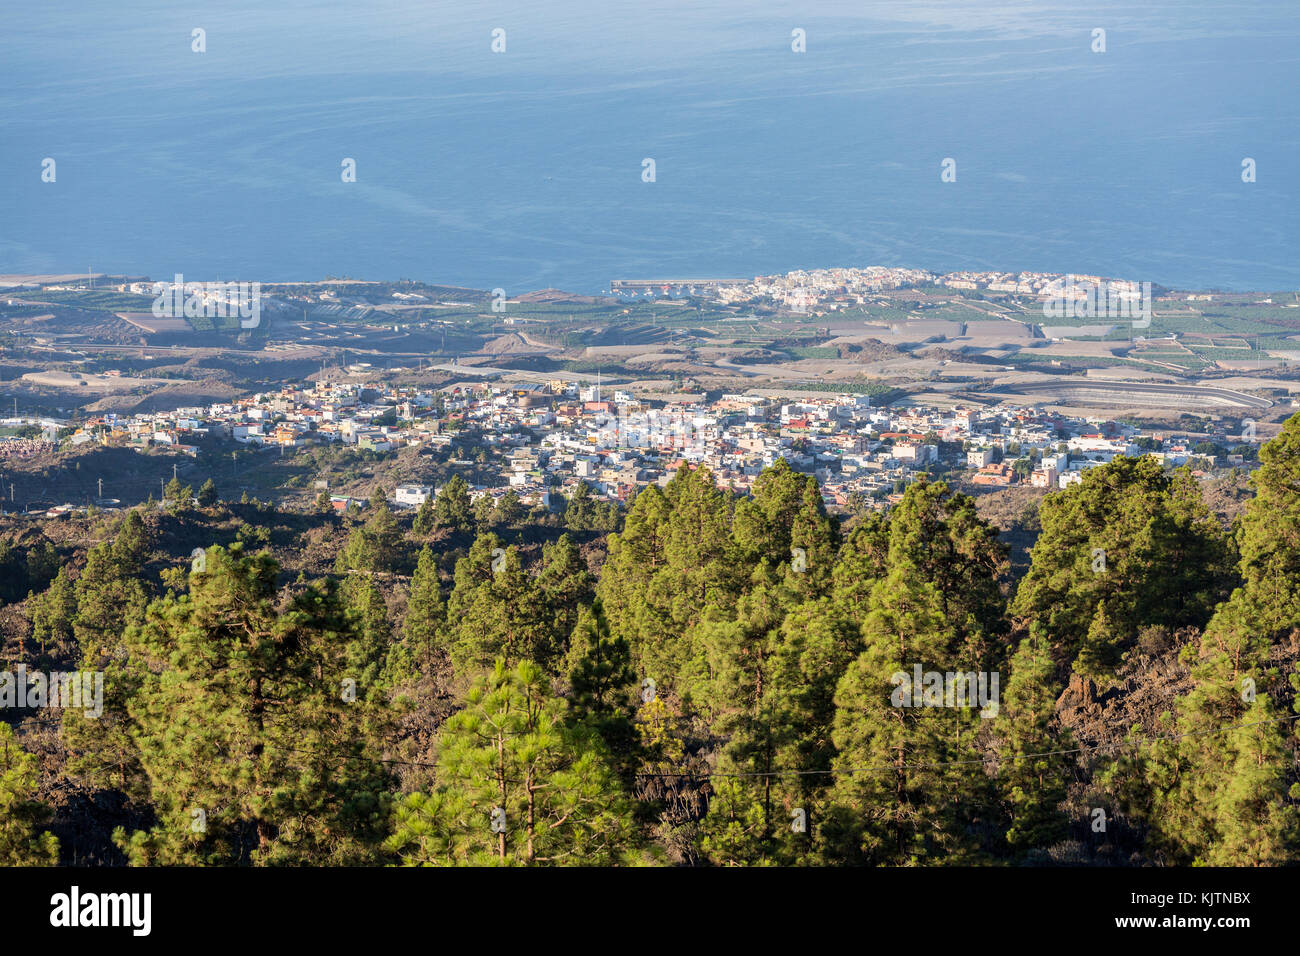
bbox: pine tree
[1119,414,1300,864]
[112,545,392,865]
[537,533,593,659]
[113,511,151,570]
[0,722,59,865]
[433,475,474,533]
[884,478,1008,671]
[63,530,152,797]
[473,493,496,530]
[335,499,405,574]
[565,600,639,773]
[1012,457,1233,683]
[699,776,771,867]
[1122,609,1298,864]
[29,565,75,660]
[447,536,548,674]
[563,480,599,529]
[25,540,59,590]
[163,476,192,511]
[997,631,1071,853]
[694,572,799,774]
[823,567,992,865]
[829,513,892,619]
[597,484,672,658]
[761,596,865,862]
[385,659,636,865]
[364,500,404,571]
[0,541,26,605]
[196,479,219,508]
[696,581,784,736]
[495,489,523,526]
[599,467,739,697]
[412,496,436,535]
[402,545,445,657]
[341,572,392,696]
[732,457,839,598]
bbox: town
[617,266,1155,315]
[18,375,1262,518]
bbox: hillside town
[33,377,1260,517]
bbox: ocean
[1,0,1297,293]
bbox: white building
[394,483,434,507]
[894,443,937,464]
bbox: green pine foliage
[0,723,59,865]
[385,659,637,865]
[432,475,474,534]
[111,546,392,865]
[1112,414,1300,864]
[997,632,1071,852]
[1012,457,1234,682]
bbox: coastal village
[634,266,1152,313]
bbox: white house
[394,483,434,507]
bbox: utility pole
[97,478,103,498]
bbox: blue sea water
[1,0,1297,293]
